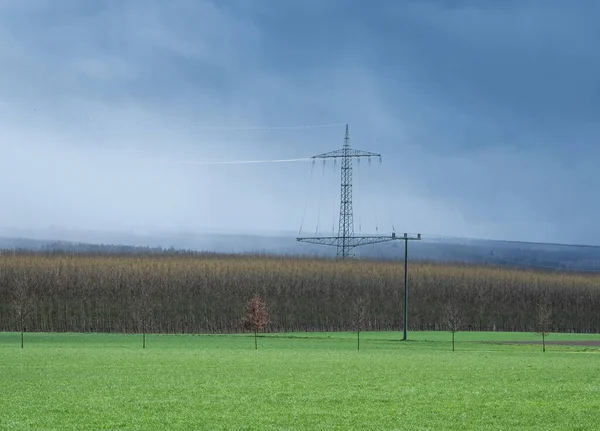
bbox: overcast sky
[1,0,599,244]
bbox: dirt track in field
[502,340,600,346]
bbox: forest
[1,251,599,334]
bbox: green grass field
[1,331,599,430]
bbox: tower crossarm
[312,149,381,159]
[347,236,396,247]
[297,124,385,259]
[296,237,340,247]
[297,235,396,247]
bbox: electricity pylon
[297,124,395,259]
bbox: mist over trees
[0,252,599,335]
[4,231,600,272]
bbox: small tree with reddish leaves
[242,294,270,350]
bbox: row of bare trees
[0,253,598,335]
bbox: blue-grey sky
[1,0,599,244]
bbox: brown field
[1,252,599,334]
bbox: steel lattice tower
[297,124,396,259]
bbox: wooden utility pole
[393,232,421,341]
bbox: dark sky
[1,0,599,244]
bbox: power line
[25,112,346,131]
[172,123,347,131]
[420,233,600,250]
[170,157,313,165]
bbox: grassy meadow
[1,331,599,430]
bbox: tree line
[0,252,599,334]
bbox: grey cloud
[1,0,599,245]
[379,1,600,134]
[0,0,260,107]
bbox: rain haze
[1,0,600,246]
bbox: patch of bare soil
[504,340,600,346]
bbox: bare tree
[133,281,154,349]
[353,296,366,351]
[536,302,552,353]
[445,302,463,352]
[6,252,600,335]
[242,294,270,350]
[12,275,30,348]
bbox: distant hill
[1,228,600,273]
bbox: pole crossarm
[297,235,396,247]
[312,149,381,160]
[392,233,422,242]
